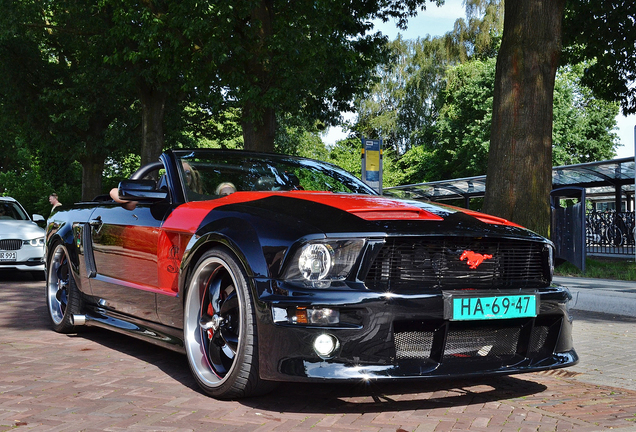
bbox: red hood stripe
[162,191,529,232]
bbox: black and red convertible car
[45,149,577,399]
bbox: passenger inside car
[215,182,236,196]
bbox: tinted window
[173,151,375,201]
[0,202,28,220]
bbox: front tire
[183,247,274,399]
[46,243,82,333]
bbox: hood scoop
[283,193,446,221]
[349,208,443,221]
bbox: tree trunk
[482,0,566,237]
[79,154,106,201]
[242,104,276,152]
[139,81,167,167]
[241,0,276,153]
[80,112,111,201]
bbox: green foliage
[0,0,628,206]
[552,63,620,165]
[356,36,452,155]
[0,0,142,199]
[0,0,449,196]
[393,143,439,185]
[432,58,496,179]
[173,106,244,151]
[362,52,619,186]
[380,149,405,188]
[102,153,142,192]
[275,115,329,160]
[0,145,81,216]
[119,0,444,151]
[443,0,504,61]
[563,0,636,114]
[327,138,363,179]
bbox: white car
[0,197,45,276]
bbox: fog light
[314,334,339,358]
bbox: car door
[88,201,171,322]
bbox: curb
[553,276,636,318]
[568,288,636,317]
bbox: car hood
[178,191,515,223]
[165,191,543,243]
[266,192,520,226]
[0,220,45,240]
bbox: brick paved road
[1,272,635,432]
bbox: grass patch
[555,257,636,281]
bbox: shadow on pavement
[244,376,547,414]
[78,327,549,413]
[572,309,636,323]
[77,325,547,414]
[0,269,43,282]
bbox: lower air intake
[443,326,520,361]
[394,330,434,359]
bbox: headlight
[23,237,45,247]
[284,239,365,287]
[299,243,333,280]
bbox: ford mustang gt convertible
[45,149,578,399]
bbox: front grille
[0,239,22,251]
[365,237,548,292]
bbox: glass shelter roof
[384,157,635,206]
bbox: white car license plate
[0,251,17,261]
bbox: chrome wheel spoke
[56,287,68,306]
[198,272,240,379]
[206,332,228,376]
[220,325,239,352]
[219,290,238,315]
[208,276,222,312]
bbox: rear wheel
[183,247,274,399]
[46,243,82,333]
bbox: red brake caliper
[206,303,214,338]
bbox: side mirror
[32,214,45,223]
[119,179,168,201]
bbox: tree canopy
[0,0,630,233]
[1,0,444,203]
[563,0,636,114]
[353,19,618,188]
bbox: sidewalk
[554,275,636,317]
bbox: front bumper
[254,281,578,382]
[0,258,45,272]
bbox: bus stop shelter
[384,157,635,265]
[384,157,635,211]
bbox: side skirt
[72,307,185,354]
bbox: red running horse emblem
[459,250,493,269]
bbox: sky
[323,0,635,160]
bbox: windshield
[0,202,29,221]
[173,150,376,202]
